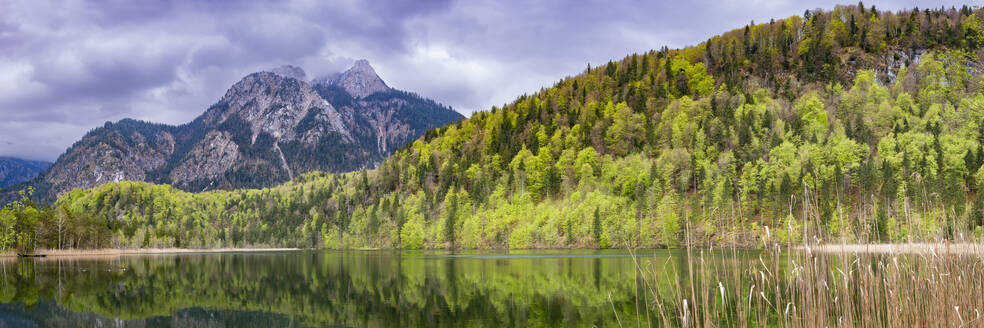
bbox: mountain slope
[17,5,984,250]
[12,60,462,202]
[0,157,51,188]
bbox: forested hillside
[3,5,984,250]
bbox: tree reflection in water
[0,250,698,327]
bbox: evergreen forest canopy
[2,4,984,251]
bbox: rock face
[0,157,51,188]
[202,72,350,141]
[169,130,239,186]
[328,59,390,98]
[15,60,463,202]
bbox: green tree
[444,191,457,249]
[592,207,602,247]
[657,192,681,248]
[795,92,828,140]
[605,103,644,156]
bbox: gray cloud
[0,0,969,161]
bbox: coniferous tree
[592,207,602,247]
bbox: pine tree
[592,207,602,247]
[635,182,648,246]
[565,218,574,245]
[445,192,457,249]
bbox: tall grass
[626,241,984,327]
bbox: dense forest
[2,4,984,251]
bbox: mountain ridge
[9,60,462,202]
[0,157,51,188]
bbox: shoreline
[6,243,984,258]
[0,247,301,258]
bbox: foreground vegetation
[2,5,984,251]
[638,241,984,327]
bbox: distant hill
[0,157,50,188]
[10,60,462,202]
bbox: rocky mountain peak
[330,59,390,98]
[352,59,373,71]
[205,71,350,142]
[268,65,307,81]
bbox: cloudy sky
[0,0,968,161]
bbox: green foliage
[592,207,602,246]
[657,193,681,247]
[443,190,458,248]
[0,187,45,253]
[605,102,644,156]
[795,92,828,140]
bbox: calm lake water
[0,249,764,327]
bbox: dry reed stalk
[631,239,984,327]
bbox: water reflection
[0,250,749,327]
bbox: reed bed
[627,241,984,327]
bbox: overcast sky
[0,0,969,161]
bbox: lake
[6,247,979,327]
[0,249,756,327]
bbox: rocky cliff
[14,60,462,202]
